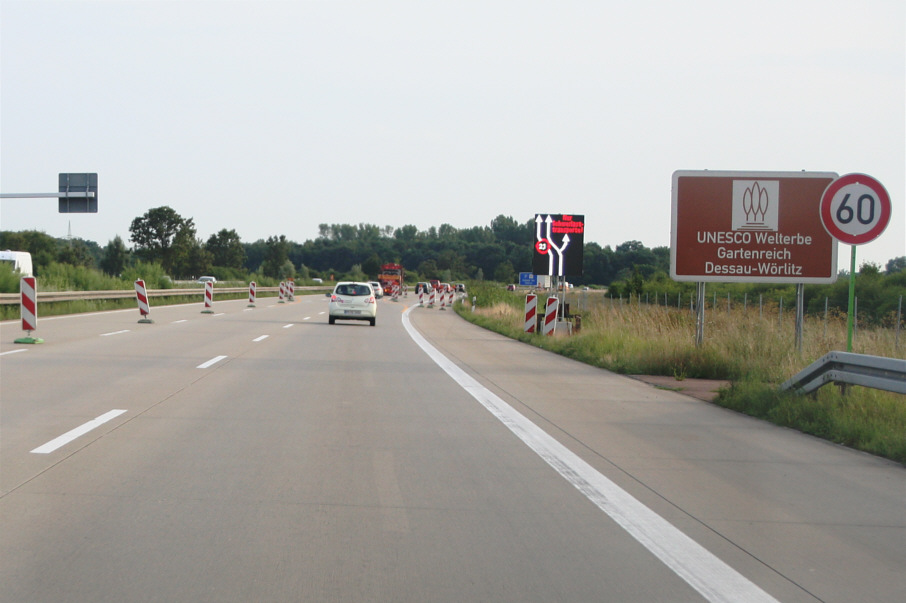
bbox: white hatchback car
[327,281,377,326]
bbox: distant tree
[56,240,95,268]
[206,229,245,269]
[438,223,458,239]
[169,222,212,278]
[394,224,420,241]
[362,253,382,279]
[101,235,130,276]
[346,263,366,282]
[885,256,906,274]
[418,259,439,278]
[491,215,531,245]
[493,260,515,283]
[129,206,187,271]
[260,235,291,278]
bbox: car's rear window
[336,284,370,296]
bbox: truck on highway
[378,263,403,296]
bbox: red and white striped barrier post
[524,293,537,333]
[15,276,43,344]
[248,281,257,308]
[287,280,295,301]
[418,289,424,306]
[428,287,436,308]
[542,296,559,336]
[278,282,286,303]
[448,288,454,308]
[439,287,447,310]
[392,284,399,302]
[134,279,153,323]
[201,280,215,314]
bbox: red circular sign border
[820,173,891,245]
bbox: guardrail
[0,286,331,305]
[781,351,906,395]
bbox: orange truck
[378,263,403,296]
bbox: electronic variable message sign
[671,171,838,283]
[532,214,584,277]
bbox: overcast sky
[1,0,903,271]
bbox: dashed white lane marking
[197,355,227,369]
[100,330,130,337]
[31,409,128,454]
[253,335,269,342]
[401,306,777,603]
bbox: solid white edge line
[197,355,227,369]
[31,409,128,454]
[401,306,777,603]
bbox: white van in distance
[0,250,34,277]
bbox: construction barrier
[439,288,447,310]
[278,282,286,303]
[248,281,257,307]
[428,288,436,307]
[542,297,559,336]
[391,284,399,302]
[15,276,43,344]
[524,294,537,333]
[448,288,454,307]
[287,280,295,301]
[134,279,153,323]
[418,289,424,306]
[201,280,215,314]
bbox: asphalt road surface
[1,294,903,602]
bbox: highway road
[1,294,903,602]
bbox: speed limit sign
[820,173,891,245]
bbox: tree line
[2,205,903,325]
[1,207,674,286]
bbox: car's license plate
[344,310,361,315]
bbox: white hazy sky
[1,0,903,271]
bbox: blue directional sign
[519,272,537,286]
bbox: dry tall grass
[473,291,903,382]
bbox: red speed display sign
[671,170,839,283]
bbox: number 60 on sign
[820,173,891,246]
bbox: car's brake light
[366,296,375,304]
[330,294,339,302]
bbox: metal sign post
[819,173,892,352]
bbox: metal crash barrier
[781,351,906,395]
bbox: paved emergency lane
[1,295,903,602]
